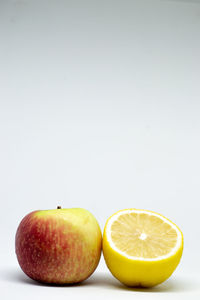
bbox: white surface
[0,0,200,298]
[1,263,200,300]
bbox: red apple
[15,207,102,284]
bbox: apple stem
[57,206,61,209]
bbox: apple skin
[15,208,102,284]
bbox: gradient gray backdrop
[0,0,200,298]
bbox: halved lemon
[103,209,183,287]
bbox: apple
[15,207,102,284]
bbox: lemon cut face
[103,209,184,287]
[108,209,182,260]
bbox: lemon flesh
[103,209,183,287]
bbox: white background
[0,0,200,299]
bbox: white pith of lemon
[103,209,184,287]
